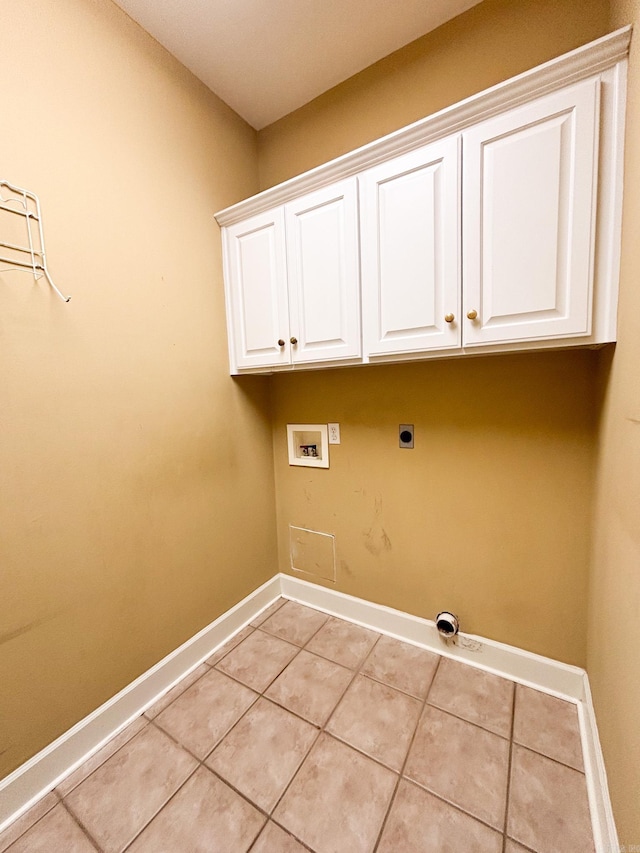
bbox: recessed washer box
[287,424,329,468]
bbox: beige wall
[0,0,275,778]
[588,0,640,844]
[272,353,597,664]
[258,0,610,188]
[265,0,609,669]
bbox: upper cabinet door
[360,136,461,357]
[224,208,289,370]
[462,78,600,346]
[285,178,361,364]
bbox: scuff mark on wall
[363,494,392,555]
[340,559,353,577]
[0,613,59,647]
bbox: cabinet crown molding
[215,26,631,228]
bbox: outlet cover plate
[399,424,414,448]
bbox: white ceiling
[113,0,483,130]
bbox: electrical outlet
[328,423,341,444]
[399,424,414,448]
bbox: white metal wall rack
[0,180,70,302]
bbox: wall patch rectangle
[289,526,337,582]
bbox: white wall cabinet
[360,136,461,357]
[224,207,289,370]
[462,78,600,347]
[359,77,601,360]
[223,179,360,371]
[216,28,629,374]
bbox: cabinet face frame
[462,77,601,347]
[360,136,461,357]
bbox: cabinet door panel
[224,209,289,370]
[285,179,360,363]
[360,137,461,356]
[463,78,599,345]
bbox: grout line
[372,654,442,851]
[248,596,287,629]
[120,763,202,852]
[425,696,512,741]
[143,661,212,720]
[59,800,103,852]
[255,817,317,853]
[0,794,61,853]
[504,833,538,853]
[502,679,518,852]
[512,741,589,775]
[261,616,384,850]
[246,820,316,853]
[398,775,508,838]
[212,629,302,694]
[263,641,365,817]
[57,718,151,798]
[195,763,271,821]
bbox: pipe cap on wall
[436,611,459,638]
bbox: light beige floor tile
[206,625,254,666]
[265,650,353,726]
[154,668,257,757]
[507,744,594,853]
[377,779,503,853]
[514,685,584,770]
[405,705,510,830]
[8,618,595,853]
[250,598,286,628]
[361,635,439,699]
[215,629,299,692]
[127,767,265,852]
[327,674,421,771]
[305,616,379,669]
[428,656,514,737]
[273,733,397,853]
[251,821,309,852]
[143,663,210,719]
[206,697,318,812]
[260,600,329,646]
[3,805,96,853]
[64,724,196,853]
[57,716,148,796]
[0,794,60,853]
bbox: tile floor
[0,598,595,853]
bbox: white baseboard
[0,574,281,832]
[0,572,617,852]
[580,675,620,853]
[280,574,587,701]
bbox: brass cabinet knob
[444,313,455,323]
[466,309,478,320]
[290,336,298,345]
[277,339,285,347]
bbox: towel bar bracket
[0,180,70,302]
